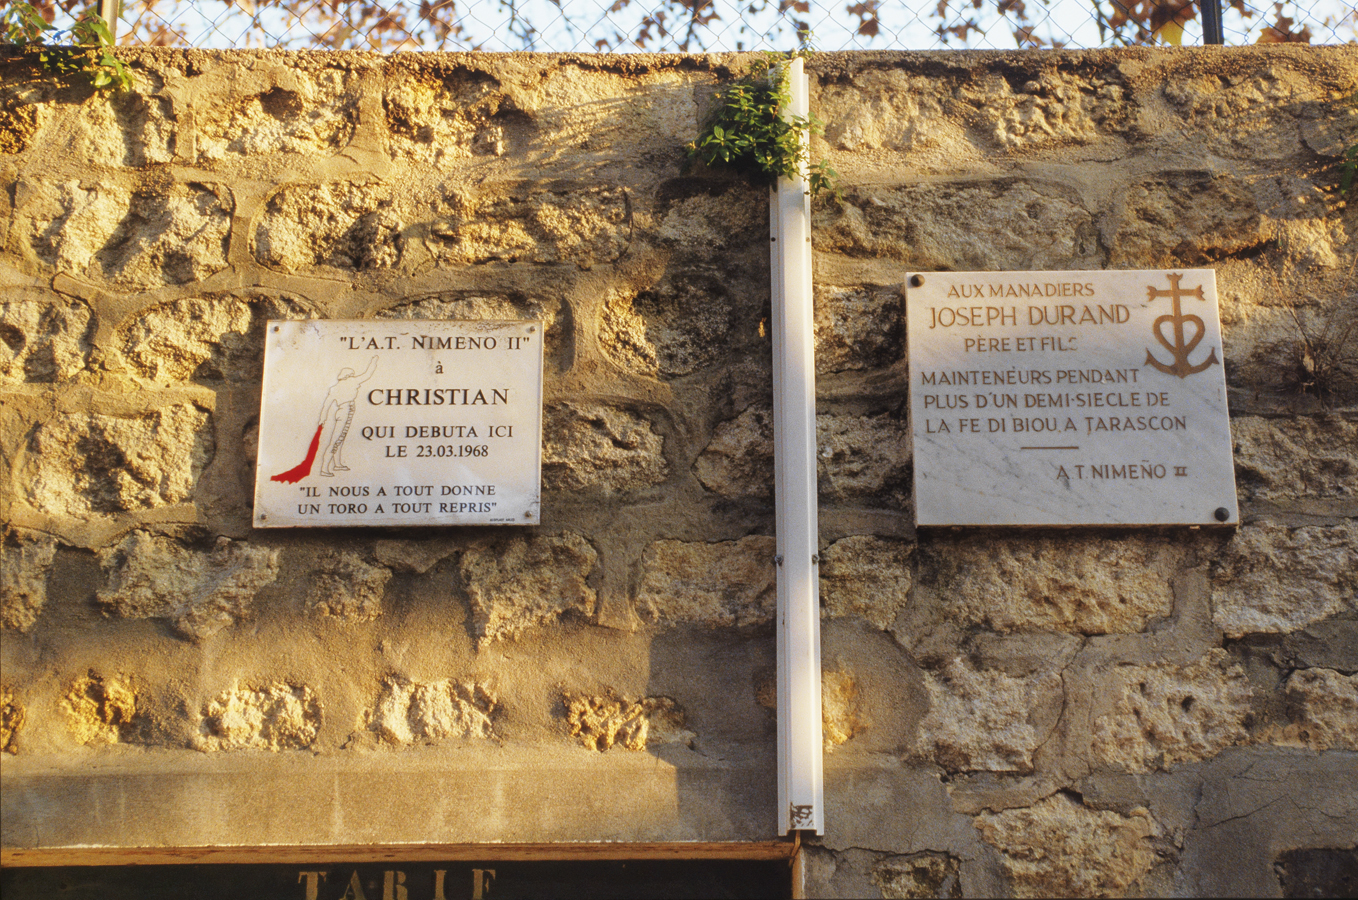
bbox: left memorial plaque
[253,320,542,528]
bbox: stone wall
[2,45,1356,897]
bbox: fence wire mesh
[18,0,1358,52]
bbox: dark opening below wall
[1,858,794,900]
[1276,847,1358,899]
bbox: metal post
[1201,0,1225,45]
[98,0,120,41]
[771,55,824,837]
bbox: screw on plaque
[1214,507,1230,522]
[910,274,924,287]
[774,555,784,566]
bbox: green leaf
[688,51,835,196]
[5,5,131,92]
[90,20,113,45]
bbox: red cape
[271,423,324,484]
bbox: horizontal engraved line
[1021,446,1080,450]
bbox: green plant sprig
[688,51,838,198]
[1339,90,1358,197]
[2,2,132,92]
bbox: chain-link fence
[18,0,1358,52]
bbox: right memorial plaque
[907,269,1239,527]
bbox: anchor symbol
[1144,273,1219,378]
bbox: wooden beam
[2,841,797,868]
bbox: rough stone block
[1,685,23,754]
[693,405,774,499]
[308,550,391,622]
[822,668,865,750]
[564,692,691,752]
[1230,303,1358,409]
[430,185,630,267]
[1,530,58,632]
[461,532,597,645]
[115,293,309,383]
[600,274,750,378]
[815,181,1098,271]
[802,848,900,900]
[652,182,767,251]
[198,77,358,159]
[64,89,177,167]
[0,96,40,154]
[253,180,401,272]
[871,853,963,900]
[1232,416,1358,502]
[816,412,911,504]
[925,535,1181,635]
[1161,65,1328,159]
[97,531,279,641]
[754,670,777,713]
[385,67,518,161]
[64,673,138,745]
[21,180,231,289]
[1268,668,1358,752]
[598,287,660,376]
[1105,172,1265,267]
[196,683,321,751]
[542,401,667,494]
[820,535,912,631]
[518,66,700,159]
[22,405,214,517]
[367,677,497,744]
[1089,649,1252,772]
[0,293,94,384]
[695,408,909,503]
[818,69,952,153]
[371,539,454,575]
[636,536,776,628]
[1275,618,1358,672]
[914,658,1060,773]
[378,291,556,329]
[814,284,903,374]
[975,793,1156,898]
[968,69,1132,150]
[1212,522,1357,638]
[1270,215,1348,272]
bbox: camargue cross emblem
[1145,273,1220,378]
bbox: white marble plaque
[253,320,542,528]
[907,269,1238,526]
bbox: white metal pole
[771,56,824,836]
[99,0,119,40]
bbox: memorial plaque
[254,320,542,528]
[907,269,1238,526]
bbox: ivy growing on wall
[1340,90,1358,196]
[687,52,837,198]
[2,2,132,91]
